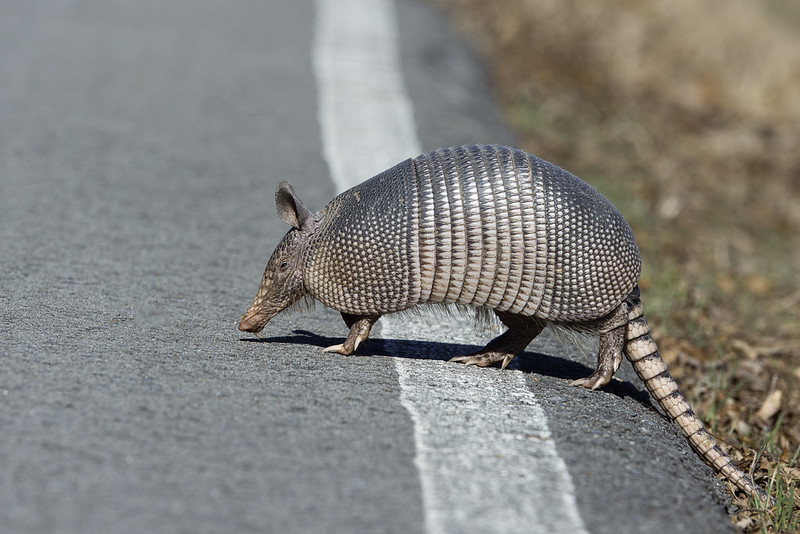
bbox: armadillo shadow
[241,330,653,408]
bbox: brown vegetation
[429,0,800,530]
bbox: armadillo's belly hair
[306,145,641,321]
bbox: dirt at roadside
[427,0,800,530]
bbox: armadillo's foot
[322,343,355,355]
[449,352,515,370]
[322,313,381,356]
[571,372,612,390]
[450,312,545,370]
[571,322,625,390]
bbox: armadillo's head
[238,181,319,334]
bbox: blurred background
[429,0,799,528]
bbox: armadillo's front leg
[449,312,545,370]
[322,313,381,355]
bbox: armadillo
[239,144,767,502]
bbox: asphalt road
[1,1,737,533]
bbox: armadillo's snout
[238,305,271,333]
[238,313,261,332]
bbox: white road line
[312,1,589,532]
[314,0,420,188]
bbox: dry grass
[429,0,800,530]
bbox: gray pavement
[1,1,736,533]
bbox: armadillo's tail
[623,287,770,503]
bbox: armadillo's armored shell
[304,145,641,323]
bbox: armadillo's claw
[570,373,609,390]
[323,343,350,355]
[322,332,367,356]
[448,354,474,365]
[448,353,508,368]
[500,354,515,370]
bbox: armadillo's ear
[275,181,315,232]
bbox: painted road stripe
[313,1,589,532]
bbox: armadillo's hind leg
[323,313,381,355]
[449,312,545,370]
[571,304,628,390]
